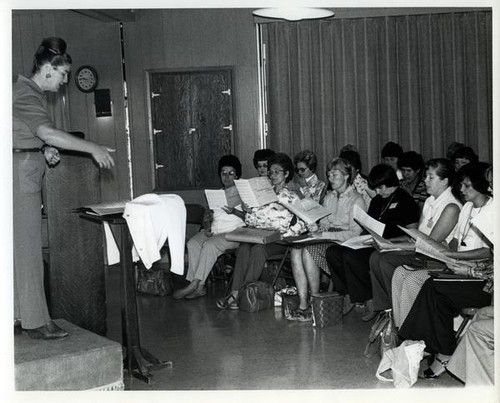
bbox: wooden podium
[43,152,107,336]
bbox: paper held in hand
[234,177,278,208]
[353,205,385,237]
[414,237,457,266]
[78,200,129,215]
[280,198,331,224]
[204,189,227,210]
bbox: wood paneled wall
[122,9,260,198]
[12,10,127,202]
[12,8,261,205]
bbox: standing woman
[13,37,115,339]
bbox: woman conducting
[13,37,115,339]
[173,155,245,300]
[288,157,366,322]
[216,152,306,310]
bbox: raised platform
[15,319,124,391]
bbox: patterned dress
[305,186,366,274]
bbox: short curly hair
[268,152,294,183]
[252,149,275,169]
[293,150,318,172]
[218,154,242,178]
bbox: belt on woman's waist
[12,148,41,153]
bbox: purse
[239,281,275,313]
[364,310,399,358]
[311,292,344,327]
[136,263,173,296]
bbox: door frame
[145,66,236,191]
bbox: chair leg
[270,247,290,289]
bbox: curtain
[263,11,492,176]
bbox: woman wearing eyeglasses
[293,150,326,202]
[173,155,245,300]
[216,152,306,310]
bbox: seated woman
[392,162,493,327]
[173,155,245,300]
[293,150,326,202]
[398,151,428,211]
[325,164,420,321]
[446,305,494,385]
[368,158,462,316]
[288,157,366,321]
[253,148,275,177]
[398,248,493,379]
[216,152,306,310]
[451,145,478,171]
[339,149,376,208]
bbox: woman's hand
[43,146,60,166]
[446,261,472,276]
[91,144,115,169]
[307,222,320,233]
[221,206,234,215]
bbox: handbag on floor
[311,292,344,327]
[239,281,275,312]
[364,310,399,358]
[136,263,173,296]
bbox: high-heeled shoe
[422,356,449,379]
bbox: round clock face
[75,65,98,93]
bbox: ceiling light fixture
[253,7,334,21]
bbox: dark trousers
[326,244,375,303]
[399,278,491,355]
[231,242,288,292]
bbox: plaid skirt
[304,242,332,275]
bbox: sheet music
[281,198,331,224]
[415,238,457,266]
[353,205,385,236]
[397,226,432,242]
[234,177,278,208]
[204,189,228,210]
[340,234,374,249]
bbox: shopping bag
[376,340,426,388]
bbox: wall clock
[75,65,98,93]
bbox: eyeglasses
[221,171,236,176]
[295,167,308,174]
[268,169,284,176]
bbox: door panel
[150,69,233,190]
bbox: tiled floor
[104,265,466,393]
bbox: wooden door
[149,69,234,190]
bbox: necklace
[460,197,489,246]
[378,191,397,221]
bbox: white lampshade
[253,7,334,21]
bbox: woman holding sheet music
[287,157,366,322]
[368,159,462,318]
[173,155,245,300]
[216,153,306,310]
[392,162,493,330]
[324,164,420,321]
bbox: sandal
[216,294,239,310]
[421,356,449,379]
